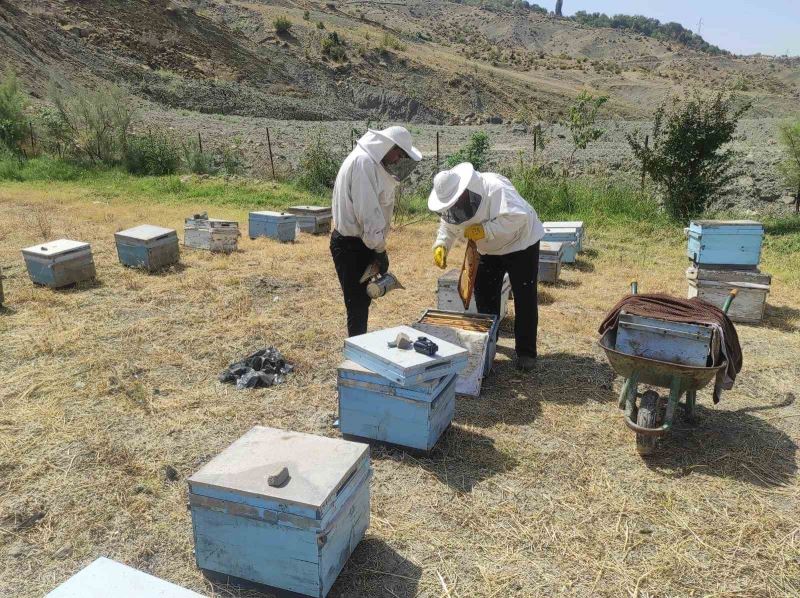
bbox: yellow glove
[433,246,448,269]
[464,224,486,241]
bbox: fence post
[533,128,538,153]
[266,127,276,180]
[436,131,440,168]
[29,122,35,154]
[198,132,203,154]
[351,129,354,151]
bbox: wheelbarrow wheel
[636,390,661,456]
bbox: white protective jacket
[331,131,399,252]
[434,172,545,256]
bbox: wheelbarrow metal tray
[437,268,510,319]
[338,361,456,451]
[686,220,763,267]
[115,224,179,271]
[343,325,468,387]
[22,239,96,288]
[249,211,297,242]
[615,313,714,367]
[45,557,206,597]
[600,329,725,391]
[188,426,371,597]
[412,309,499,398]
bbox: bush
[0,152,85,182]
[778,119,800,212]
[565,91,607,170]
[321,32,346,61]
[446,131,490,170]
[182,138,217,175]
[627,92,750,220]
[44,82,134,165]
[0,70,27,153]
[296,134,340,194]
[274,16,292,34]
[303,10,310,20]
[125,132,180,176]
[378,32,407,53]
[317,21,325,30]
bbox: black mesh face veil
[382,148,418,182]
[442,189,482,224]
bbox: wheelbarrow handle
[722,289,738,314]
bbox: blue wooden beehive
[287,206,333,235]
[615,313,714,367]
[21,239,96,288]
[338,361,456,451]
[46,557,206,598]
[687,220,763,267]
[188,426,371,598]
[544,221,585,252]
[249,211,297,242]
[115,224,179,271]
[343,325,469,387]
[542,225,580,263]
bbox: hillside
[2,0,799,124]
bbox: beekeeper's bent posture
[430,163,544,370]
[330,126,421,337]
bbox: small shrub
[182,138,217,175]
[303,10,310,20]
[0,69,27,153]
[296,134,340,194]
[627,92,750,220]
[317,21,325,30]
[777,119,800,212]
[125,131,180,176]
[378,32,407,53]
[446,131,490,171]
[220,142,245,175]
[321,32,346,61]
[274,16,292,34]
[565,91,608,169]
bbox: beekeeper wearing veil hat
[330,126,422,337]
[429,162,545,370]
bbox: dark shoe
[516,355,536,371]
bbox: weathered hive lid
[543,225,579,235]
[544,221,584,231]
[344,325,468,370]
[689,220,763,230]
[115,224,175,242]
[287,205,331,214]
[22,239,89,258]
[539,241,565,256]
[45,557,206,598]
[188,426,368,511]
[250,210,295,218]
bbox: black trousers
[474,242,540,358]
[330,231,375,337]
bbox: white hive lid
[188,426,368,510]
[46,557,206,598]
[22,239,89,258]
[544,221,584,229]
[251,210,293,218]
[345,325,468,368]
[115,224,175,241]
[540,241,565,254]
[288,205,331,213]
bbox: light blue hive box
[687,220,763,268]
[45,557,206,597]
[249,211,297,242]
[115,224,179,271]
[188,426,371,598]
[21,239,96,288]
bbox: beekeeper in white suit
[330,126,422,337]
[429,162,544,370]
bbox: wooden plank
[45,557,206,598]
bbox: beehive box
[46,557,206,598]
[287,206,333,235]
[687,276,769,324]
[344,325,468,387]
[184,216,239,253]
[437,269,510,320]
[338,361,456,451]
[542,225,580,263]
[544,221,585,252]
[412,310,499,398]
[249,211,297,242]
[115,224,179,271]
[615,313,715,367]
[686,220,764,267]
[188,426,371,598]
[21,239,96,288]
[539,241,565,284]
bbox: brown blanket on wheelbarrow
[598,294,742,402]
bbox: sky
[561,1,800,56]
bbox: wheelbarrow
[599,281,737,455]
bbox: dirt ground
[0,187,798,597]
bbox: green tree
[565,91,607,172]
[446,131,490,170]
[0,70,27,153]
[627,92,750,220]
[778,119,800,213]
[274,16,292,34]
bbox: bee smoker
[366,272,405,299]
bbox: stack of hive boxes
[184,214,240,253]
[685,220,770,324]
[287,205,332,235]
[538,241,565,284]
[337,325,468,452]
[542,221,585,264]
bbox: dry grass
[0,185,798,597]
